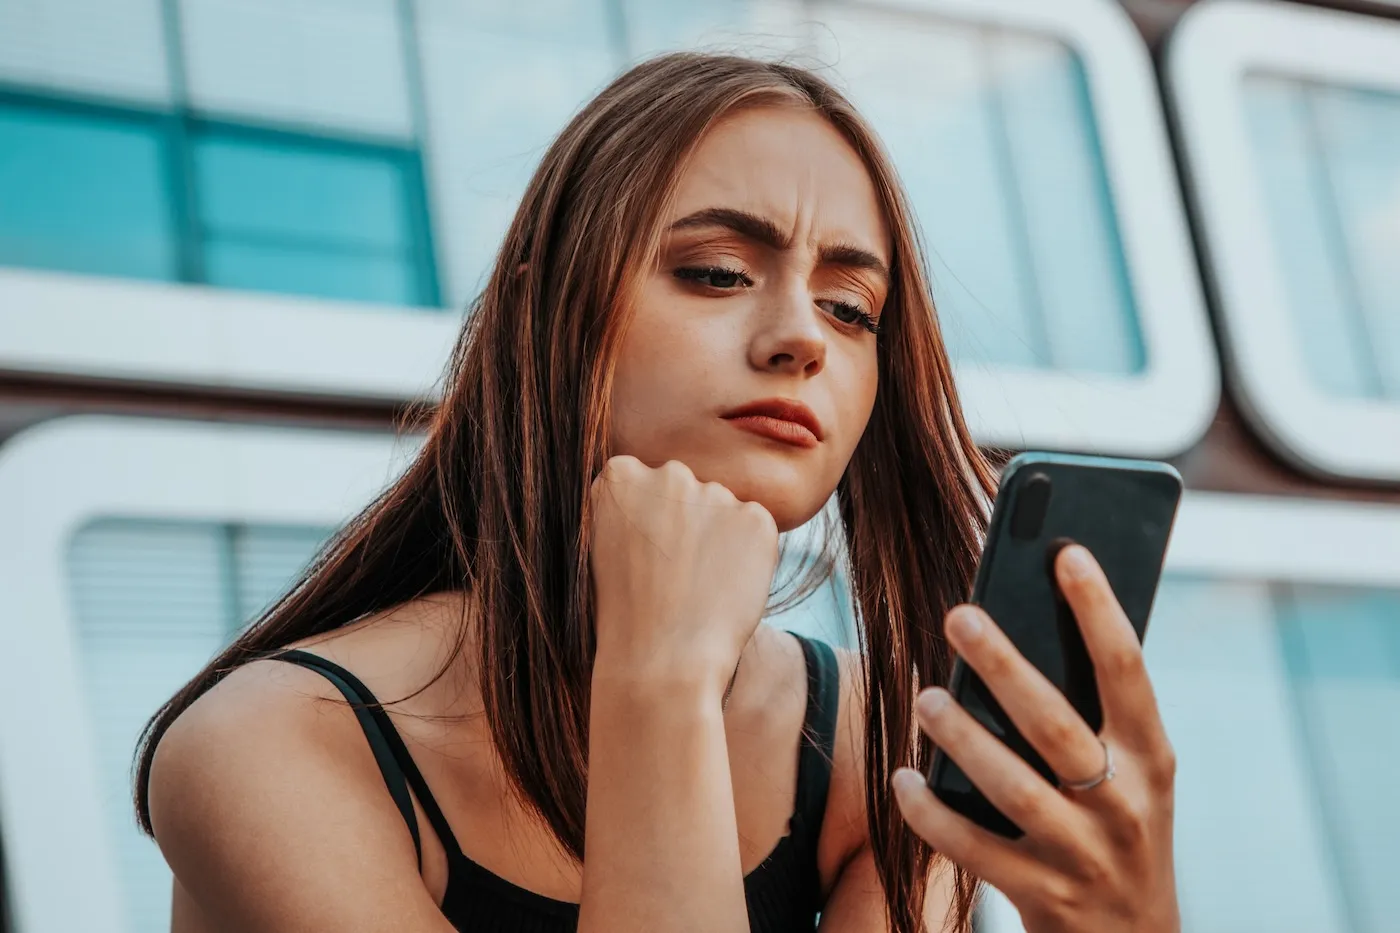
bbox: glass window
[193,129,436,306]
[66,518,330,933]
[1148,576,1400,933]
[1243,77,1400,401]
[813,5,1143,375]
[0,101,177,281]
[0,93,439,308]
[1277,584,1400,933]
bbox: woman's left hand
[892,544,1180,933]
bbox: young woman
[137,54,1180,932]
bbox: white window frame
[0,267,459,402]
[1165,0,1400,482]
[0,416,415,933]
[2,0,1219,459]
[830,0,1219,457]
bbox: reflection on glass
[193,131,432,306]
[812,5,1143,374]
[1244,76,1400,400]
[619,0,808,62]
[1147,576,1400,933]
[67,519,330,933]
[0,104,176,281]
[1278,584,1400,933]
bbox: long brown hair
[135,53,995,932]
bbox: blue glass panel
[0,104,176,280]
[67,519,330,933]
[620,0,804,60]
[1278,584,1400,933]
[1243,78,1380,398]
[816,9,1142,374]
[1148,578,1348,932]
[204,237,416,306]
[193,133,410,252]
[992,34,1143,374]
[1309,87,1400,399]
[1243,77,1400,400]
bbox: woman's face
[609,105,890,532]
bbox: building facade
[0,1,1398,931]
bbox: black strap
[269,649,467,871]
[790,634,839,843]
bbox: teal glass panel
[204,237,416,306]
[0,103,176,280]
[1243,76,1400,400]
[67,519,331,933]
[823,9,1143,374]
[192,129,430,306]
[1278,584,1400,933]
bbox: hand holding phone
[890,452,1183,933]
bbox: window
[412,0,621,303]
[1278,584,1400,933]
[68,519,330,933]
[815,7,1142,376]
[1166,1,1400,481]
[0,417,409,933]
[981,494,1400,933]
[1243,78,1400,402]
[192,126,436,306]
[0,97,176,281]
[0,90,438,307]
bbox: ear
[516,262,530,277]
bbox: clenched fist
[589,456,780,705]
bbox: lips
[721,398,824,449]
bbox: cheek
[829,346,880,460]
[608,279,720,456]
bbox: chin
[688,453,832,533]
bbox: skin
[148,103,1180,933]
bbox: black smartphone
[926,451,1183,838]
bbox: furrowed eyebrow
[669,207,789,251]
[819,242,890,284]
[669,207,890,283]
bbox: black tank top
[271,633,840,932]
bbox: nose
[748,280,826,377]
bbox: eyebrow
[669,207,890,282]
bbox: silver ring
[1060,738,1116,792]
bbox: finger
[891,768,1045,901]
[1055,545,1168,749]
[914,688,1082,846]
[944,606,1106,788]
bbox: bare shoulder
[148,604,469,932]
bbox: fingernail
[918,688,950,718]
[1063,545,1094,579]
[947,607,982,642]
[892,768,924,795]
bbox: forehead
[666,105,891,260]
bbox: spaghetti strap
[269,649,468,871]
[789,634,839,842]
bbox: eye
[820,299,881,336]
[674,266,753,290]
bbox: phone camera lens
[1009,472,1051,541]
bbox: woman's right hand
[588,455,779,702]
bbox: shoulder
[148,596,473,930]
[148,656,445,930]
